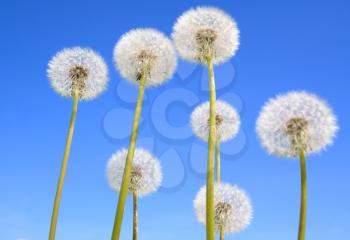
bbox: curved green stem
[133,192,138,240]
[216,141,220,183]
[111,74,146,240]
[49,91,79,240]
[298,150,307,240]
[206,54,216,240]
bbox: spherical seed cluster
[47,47,109,100]
[114,28,177,87]
[172,6,240,64]
[191,100,240,142]
[194,183,253,234]
[107,148,162,197]
[256,91,338,158]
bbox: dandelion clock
[47,47,108,240]
[256,91,338,240]
[111,28,177,240]
[194,183,253,240]
[173,8,240,239]
[191,100,240,182]
[107,148,162,240]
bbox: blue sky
[1,0,349,239]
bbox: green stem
[111,74,146,240]
[216,141,220,183]
[49,91,79,240]
[206,54,216,240]
[220,226,224,240]
[133,192,138,240]
[216,141,224,240]
[298,150,307,240]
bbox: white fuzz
[114,28,177,87]
[256,91,338,158]
[47,47,109,100]
[106,148,162,197]
[172,6,239,64]
[194,183,253,234]
[191,100,240,142]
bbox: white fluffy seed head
[172,6,240,65]
[47,47,109,100]
[114,28,177,87]
[106,148,162,197]
[194,183,253,234]
[191,100,240,142]
[256,91,338,158]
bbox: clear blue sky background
[1,0,349,239]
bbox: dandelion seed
[107,148,162,240]
[114,28,177,87]
[47,47,108,100]
[172,6,239,64]
[194,183,253,234]
[107,148,162,197]
[256,91,338,158]
[191,100,240,142]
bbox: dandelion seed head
[256,91,338,158]
[106,148,162,197]
[194,183,253,234]
[47,47,109,100]
[191,100,240,142]
[114,28,177,87]
[172,6,240,64]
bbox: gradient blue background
[1,0,349,239]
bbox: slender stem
[298,150,307,240]
[206,54,216,240]
[220,226,224,240]
[111,74,146,240]
[216,140,224,240]
[49,91,79,240]
[216,141,221,183]
[133,192,138,240]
